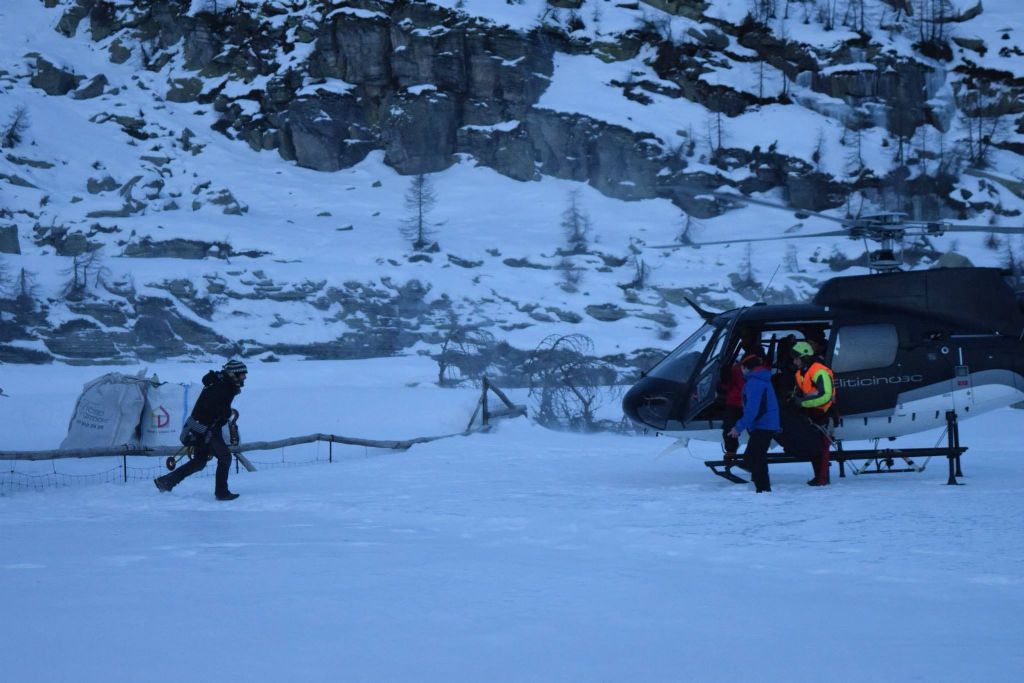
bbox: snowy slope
[0,0,1022,365]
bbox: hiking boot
[807,479,830,487]
[154,476,174,493]
[215,491,240,501]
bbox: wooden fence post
[481,376,490,426]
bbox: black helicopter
[622,194,1024,483]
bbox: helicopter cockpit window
[705,329,729,367]
[689,330,731,405]
[831,324,898,373]
[647,323,717,381]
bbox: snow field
[1,358,1023,682]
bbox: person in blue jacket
[727,354,781,493]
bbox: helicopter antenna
[756,265,781,304]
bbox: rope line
[3,450,354,495]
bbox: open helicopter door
[682,318,739,425]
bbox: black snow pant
[722,405,742,454]
[805,410,831,484]
[744,430,773,493]
[165,431,233,495]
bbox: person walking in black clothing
[154,360,247,500]
[726,354,781,493]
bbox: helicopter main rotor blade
[709,192,849,225]
[648,229,851,249]
[655,183,850,225]
[932,223,1024,235]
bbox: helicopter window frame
[690,329,733,407]
[730,322,832,371]
[830,323,899,373]
[704,328,730,370]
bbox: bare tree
[737,243,757,288]
[817,0,839,30]
[683,125,696,157]
[956,85,1009,168]
[1,106,29,149]
[14,268,37,315]
[561,190,591,254]
[750,0,778,25]
[558,255,583,291]
[1004,239,1024,290]
[434,316,496,386]
[783,243,802,273]
[841,0,868,33]
[705,108,726,157]
[62,255,87,301]
[844,126,865,176]
[812,127,826,170]
[914,0,954,44]
[401,174,439,251]
[626,255,650,289]
[61,249,107,301]
[525,334,619,431]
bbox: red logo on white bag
[151,405,170,429]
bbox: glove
[228,409,240,447]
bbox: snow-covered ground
[1,1,1023,677]
[2,358,1023,682]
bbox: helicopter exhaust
[684,297,716,322]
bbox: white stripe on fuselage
[657,379,1024,444]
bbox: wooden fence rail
[0,380,526,463]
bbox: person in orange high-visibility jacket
[791,341,835,486]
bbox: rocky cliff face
[49,0,1019,217]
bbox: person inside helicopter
[747,330,837,481]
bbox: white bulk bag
[140,382,202,448]
[60,373,150,449]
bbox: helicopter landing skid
[704,447,968,485]
[704,411,968,486]
[708,463,749,484]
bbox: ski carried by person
[227,408,257,473]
